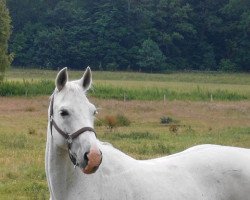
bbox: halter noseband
[49,93,96,167]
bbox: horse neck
[46,130,76,199]
[46,128,136,199]
[99,143,136,175]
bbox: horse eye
[60,110,69,117]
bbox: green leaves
[5,0,250,72]
[137,39,166,72]
[0,0,11,81]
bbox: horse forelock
[53,81,88,99]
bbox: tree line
[5,0,250,72]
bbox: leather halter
[49,93,96,167]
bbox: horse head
[49,67,102,174]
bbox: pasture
[2,68,250,101]
[0,68,250,199]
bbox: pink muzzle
[82,147,102,174]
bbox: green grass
[100,127,250,159]
[2,68,250,101]
[0,80,54,96]
[92,84,247,101]
[0,132,48,199]
[1,125,250,198]
[0,80,248,101]
[6,68,250,85]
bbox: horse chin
[81,165,100,174]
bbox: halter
[49,93,96,167]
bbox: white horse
[46,67,250,200]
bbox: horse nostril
[84,152,89,163]
[80,151,89,169]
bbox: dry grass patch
[92,98,250,131]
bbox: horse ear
[56,67,68,91]
[80,67,92,91]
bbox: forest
[6,0,250,72]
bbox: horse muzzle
[81,147,102,174]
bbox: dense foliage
[6,0,250,72]
[0,0,11,80]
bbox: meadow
[0,68,250,199]
[2,68,250,101]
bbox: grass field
[1,68,250,199]
[3,68,250,101]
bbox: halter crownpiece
[49,93,97,167]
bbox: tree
[137,39,166,72]
[5,0,250,72]
[187,0,227,70]
[154,0,196,69]
[0,0,11,81]
[220,0,250,71]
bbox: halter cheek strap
[49,94,54,137]
[49,93,96,167]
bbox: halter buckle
[67,136,73,144]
